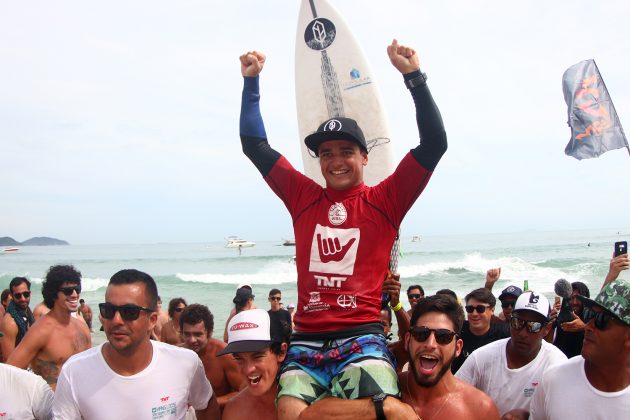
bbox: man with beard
[530,278,630,419]
[7,265,91,390]
[180,304,247,409]
[298,295,499,419]
[456,292,567,418]
[54,269,220,419]
[0,277,35,361]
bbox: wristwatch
[372,393,387,420]
[405,72,428,89]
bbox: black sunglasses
[99,302,154,321]
[173,307,185,312]
[407,294,423,300]
[465,304,490,314]
[268,296,281,301]
[409,326,458,345]
[59,285,81,296]
[501,300,516,309]
[509,316,545,333]
[13,291,31,299]
[582,306,617,330]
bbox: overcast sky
[1,0,629,245]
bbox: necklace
[406,373,456,420]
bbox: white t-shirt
[530,355,630,420]
[0,363,53,420]
[53,341,213,420]
[455,338,567,416]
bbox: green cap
[579,278,630,325]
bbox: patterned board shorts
[277,334,400,404]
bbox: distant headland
[0,236,70,246]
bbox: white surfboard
[295,0,394,187]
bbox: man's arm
[195,393,221,420]
[387,39,447,172]
[0,314,18,362]
[6,321,46,369]
[603,253,629,289]
[382,272,410,336]
[298,396,418,420]
[484,267,501,291]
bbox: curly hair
[179,304,214,334]
[42,265,81,309]
[168,297,187,318]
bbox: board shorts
[277,334,400,404]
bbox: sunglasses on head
[509,316,545,333]
[409,326,458,345]
[59,285,81,296]
[99,302,154,321]
[501,300,516,309]
[465,304,490,314]
[407,294,423,300]
[13,291,31,299]
[582,306,617,330]
[268,296,281,301]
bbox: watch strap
[405,72,428,89]
[372,393,387,420]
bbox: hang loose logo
[317,234,356,263]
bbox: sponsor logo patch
[309,225,359,275]
[230,322,258,331]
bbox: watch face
[373,392,387,402]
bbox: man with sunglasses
[530,278,630,419]
[7,265,91,390]
[54,269,220,419]
[451,288,510,373]
[456,292,567,418]
[267,288,292,338]
[161,297,187,345]
[0,277,35,362]
[406,285,425,316]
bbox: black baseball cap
[305,117,368,156]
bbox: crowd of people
[1,38,629,419]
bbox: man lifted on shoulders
[239,39,447,419]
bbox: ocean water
[1,228,627,345]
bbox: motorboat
[282,239,296,246]
[225,237,256,249]
[411,235,421,242]
[2,247,19,252]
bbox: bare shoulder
[0,312,17,330]
[455,378,500,419]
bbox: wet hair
[1,289,11,305]
[9,277,31,294]
[572,282,590,298]
[268,288,281,297]
[109,269,158,310]
[436,289,458,300]
[79,299,85,304]
[411,294,465,334]
[465,287,496,308]
[42,265,81,309]
[233,287,254,313]
[168,297,187,318]
[180,303,214,334]
[407,284,425,296]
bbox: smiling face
[405,312,462,387]
[318,140,367,190]
[233,345,287,397]
[101,283,157,356]
[466,298,493,334]
[56,282,81,312]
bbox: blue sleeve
[240,76,281,176]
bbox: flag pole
[593,60,630,159]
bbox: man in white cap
[456,291,567,418]
[220,309,290,420]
